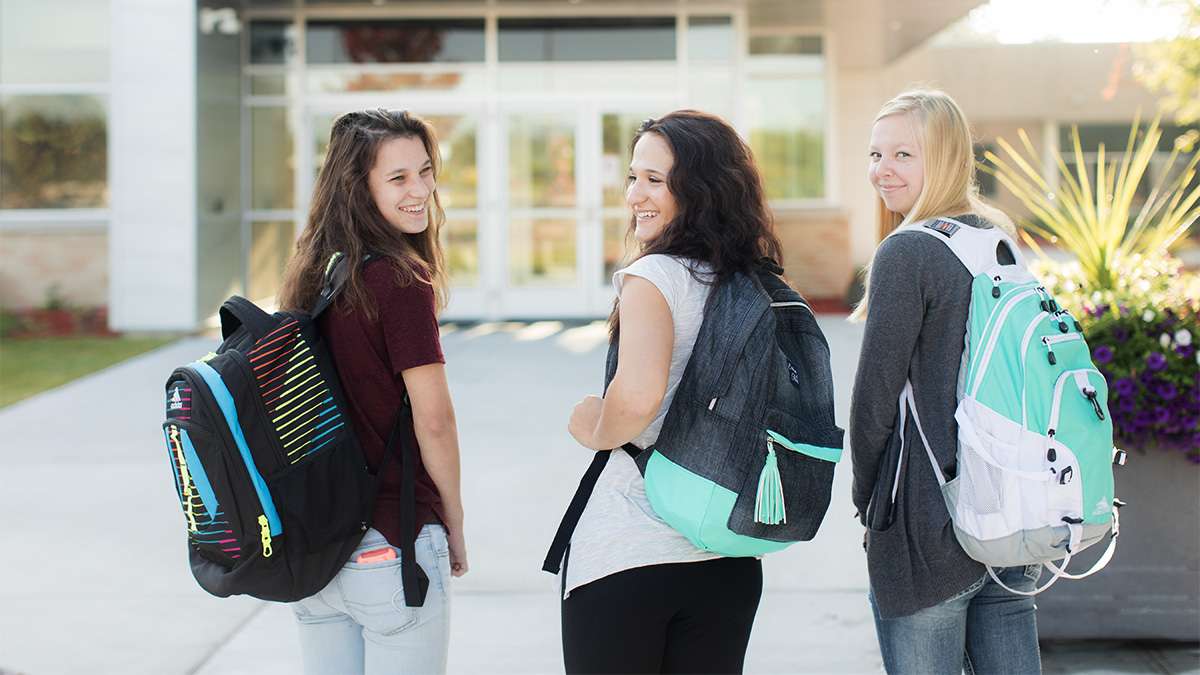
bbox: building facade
[1,0,1189,330]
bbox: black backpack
[161,253,428,606]
[544,261,844,572]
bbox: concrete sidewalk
[0,318,1195,674]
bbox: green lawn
[0,336,177,408]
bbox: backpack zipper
[185,361,283,543]
[1047,368,1104,437]
[1017,311,1051,426]
[969,288,1039,396]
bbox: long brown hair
[609,110,783,338]
[278,108,448,318]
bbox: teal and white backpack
[900,217,1125,595]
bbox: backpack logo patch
[1093,498,1110,517]
[168,388,184,411]
[924,219,960,237]
[788,361,801,389]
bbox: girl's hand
[567,395,604,449]
[448,526,468,577]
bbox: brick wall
[0,231,108,308]
[774,208,853,300]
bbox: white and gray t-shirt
[563,254,721,598]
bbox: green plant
[982,116,1200,292]
[42,283,67,311]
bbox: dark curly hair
[610,109,783,338]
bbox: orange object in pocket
[356,547,397,564]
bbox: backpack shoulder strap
[900,217,1024,278]
[311,252,373,318]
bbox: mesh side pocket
[959,447,1004,515]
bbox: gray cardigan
[849,215,994,619]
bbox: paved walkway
[0,318,1195,674]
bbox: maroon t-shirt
[319,261,445,547]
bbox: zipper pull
[258,515,273,558]
[1055,311,1069,333]
[991,275,1002,298]
[1042,337,1057,365]
[1084,388,1105,420]
[1036,287,1052,313]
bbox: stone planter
[1036,448,1200,640]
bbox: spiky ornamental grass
[984,117,1200,461]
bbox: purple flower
[1119,398,1136,413]
[1093,345,1114,364]
[1156,382,1179,401]
[1113,326,1130,343]
[1154,407,1172,425]
[1114,378,1137,397]
[1147,352,1168,372]
[1177,344,1195,359]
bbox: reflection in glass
[250,21,290,64]
[306,69,485,95]
[442,218,479,285]
[508,115,575,209]
[688,16,733,61]
[249,220,295,302]
[749,35,823,56]
[603,216,633,283]
[499,18,675,62]
[509,218,576,286]
[312,113,477,209]
[252,107,294,210]
[250,73,287,96]
[0,95,107,208]
[307,20,485,63]
[0,0,109,84]
[747,77,824,200]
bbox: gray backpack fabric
[543,264,844,572]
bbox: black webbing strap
[541,442,642,574]
[377,398,430,607]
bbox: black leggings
[561,556,763,674]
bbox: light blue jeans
[292,525,451,675]
[870,565,1042,675]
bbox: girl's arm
[402,362,468,576]
[568,276,674,450]
[849,234,928,519]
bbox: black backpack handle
[219,296,275,341]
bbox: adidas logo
[1092,498,1110,516]
[169,389,184,411]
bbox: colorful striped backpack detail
[161,253,428,606]
[899,217,1125,595]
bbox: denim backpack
[161,253,428,606]
[890,218,1124,595]
[544,261,844,572]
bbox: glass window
[508,115,576,209]
[306,19,485,64]
[749,35,823,56]
[688,16,733,62]
[0,95,108,209]
[249,21,291,65]
[509,218,576,285]
[0,0,110,84]
[443,218,479,285]
[252,107,294,210]
[499,18,675,62]
[746,36,826,201]
[306,70,488,95]
[248,220,295,302]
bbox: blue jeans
[291,525,451,675]
[869,565,1042,675]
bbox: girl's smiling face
[626,132,678,243]
[369,135,435,234]
[868,113,924,216]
